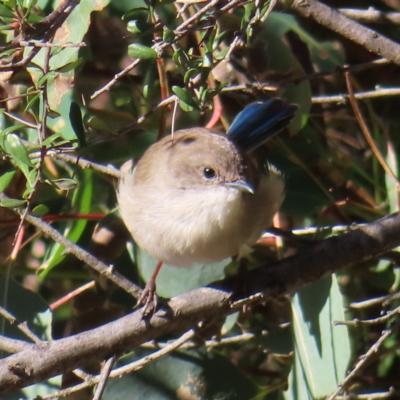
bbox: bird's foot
[137,280,159,316]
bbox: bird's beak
[226,179,254,194]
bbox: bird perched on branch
[118,98,298,310]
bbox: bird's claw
[137,280,158,316]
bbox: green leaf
[32,204,50,216]
[0,170,16,192]
[53,57,83,73]
[27,0,110,140]
[103,349,257,400]
[0,3,15,14]
[0,23,15,32]
[265,12,344,71]
[39,169,93,278]
[177,101,194,112]
[163,27,175,43]
[0,197,27,208]
[222,312,239,334]
[22,0,37,12]
[41,133,62,148]
[3,133,34,167]
[23,185,36,199]
[202,51,213,69]
[5,0,17,8]
[183,68,198,85]
[128,43,158,59]
[25,92,42,112]
[36,71,57,88]
[0,276,61,398]
[69,102,86,148]
[172,48,191,70]
[122,7,149,21]
[257,323,294,355]
[286,275,351,399]
[1,125,26,136]
[0,276,52,340]
[50,178,78,191]
[126,20,153,34]
[137,248,228,298]
[172,86,199,111]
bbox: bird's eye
[203,167,216,179]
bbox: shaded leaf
[103,349,257,400]
[69,102,86,148]
[128,43,158,59]
[39,169,93,278]
[287,275,351,399]
[137,248,228,298]
[0,170,16,192]
[0,198,27,208]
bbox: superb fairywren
[118,98,297,308]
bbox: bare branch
[292,0,400,66]
[351,292,400,309]
[0,335,33,354]
[1,212,400,394]
[312,87,400,104]
[0,306,42,344]
[339,7,400,24]
[327,328,393,399]
[17,212,142,300]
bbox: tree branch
[1,212,400,395]
[292,0,400,66]
[339,8,400,24]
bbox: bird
[117,98,297,309]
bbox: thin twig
[90,59,141,99]
[0,0,80,72]
[117,95,178,135]
[260,0,277,22]
[334,305,400,326]
[19,40,85,48]
[263,224,364,238]
[174,0,220,33]
[339,7,400,24]
[51,152,121,179]
[327,329,393,400]
[92,356,115,400]
[2,214,400,394]
[0,90,41,103]
[141,332,255,350]
[312,87,400,104]
[40,329,196,399]
[351,292,400,309]
[91,0,244,99]
[0,306,42,344]
[335,389,400,399]
[345,72,400,188]
[12,210,143,300]
[3,111,39,130]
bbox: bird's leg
[137,260,163,315]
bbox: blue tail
[227,99,298,152]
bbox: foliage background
[1,0,400,399]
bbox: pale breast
[118,167,284,267]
